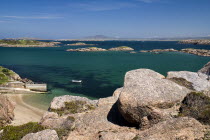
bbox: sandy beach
[7,94,46,126]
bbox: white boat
[72,80,82,83]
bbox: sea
[0,41,210,110]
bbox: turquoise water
[0,41,210,109]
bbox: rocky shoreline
[67,42,97,46]
[179,39,210,45]
[0,66,47,94]
[140,48,210,57]
[66,46,134,52]
[1,62,210,139]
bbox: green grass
[0,122,70,140]
[0,122,45,140]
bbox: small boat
[72,80,82,83]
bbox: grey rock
[99,131,136,140]
[40,112,75,130]
[198,61,210,75]
[118,69,190,128]
[167,71,210,92]
[21,129,59,140]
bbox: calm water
[0,41,210,109]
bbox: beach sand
[7,94,46,126]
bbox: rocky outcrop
[66,47,106,52]
[167,71,210,92]
[108,46,134,51]
[180,48,210,57]
[140,48,178,53]
[198,61,210,75]
[21,129,59,140]
[49,95,97,115]
[0,95,15,126]
[179,39,210,45]
[118,69,190,128]
[137,117,205,140]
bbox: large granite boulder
[67,95,136,140]
[49,95,97,115]
[198,61,210,75]
[136,117,205,140]
[118,69,190,128]
[21,129,59,140]
[167,71,210,92]
[0,95,15,126]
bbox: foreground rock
[179,39,210,45]
[108,46,134,51]
[40,112,75,130]
[118,69,190,128]
[0,95,15,126]
[137,117,205,140]
[21,129,59,140]
[66,47,106,52]
[49,95,97,115]
[167,71,210,92]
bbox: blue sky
[0,0,210,39]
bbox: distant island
[67,42,97,46]
[66,46,134,52]
[179,39,210,45]
[0,40,61,47]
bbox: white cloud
[137,0,159,3]
[2,15,63,19]
[70,2,136,11]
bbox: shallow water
[0,41,210,109]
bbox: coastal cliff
[1,62,210,140]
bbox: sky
[0,0,210,39]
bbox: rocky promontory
[66,47,107,52]
[108,46,134,51]
[179,39,210,45]
[67,42,96,46]
[180,48,210,57]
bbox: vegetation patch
[51,101,96,116]
[0,122,45,140]
[0,66,15,85]
[0,40,42,45]
[179,92,210,124]
[169,77,194,90]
